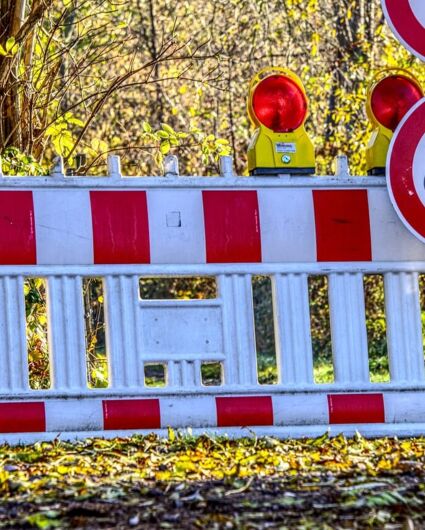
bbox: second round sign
[387,99,425,243]
[381,0,425,62]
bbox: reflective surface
[252,75,307,132]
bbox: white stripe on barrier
[45,399,103,432]
[33,190,93,265]
[368,188,425,261]
[146,190,206,264]
[384,392,425,424]
[257,189,317,262]
[272,394,329,426]
[160,396,217,428]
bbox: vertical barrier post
[164,155,179,178]
[47,276,87,390]
[334,155,350,178]
[384,272,425,383]
[219,274,257,386]
[107,155,122,180]
[273,273,314,385]
[0,276,29,392]
[104,275,143,388]
[328,273,370,384]
[219,156,234,178]
[168,360,201,388]
[50,157,65,179]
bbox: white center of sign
[409,0,425,27]
[412,131,425,207]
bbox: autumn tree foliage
[1,0,425,387]
[0,0,223,172]
[0,0,423,176]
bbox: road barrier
[0,154,425,443]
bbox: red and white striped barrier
[1,392,425,440]
[1,186,425,266]
[0,155,424,443]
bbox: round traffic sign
[381,0,425,61]
[387,98,425,243]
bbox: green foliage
[0,148,44,176]
[25,279,50,390]
[0,37,18,57]
[140,122,230,169]
[45,114,84,158]
[3,0,424,176]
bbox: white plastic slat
[0,276,28,392]
[219,274,257,385]
[328,273,369,384]
[47,276,87,390]
[384,272,425,383]
[104,275,142,389]
[273,274,314,385]
[167,360,181,387]
[167,360,201,387]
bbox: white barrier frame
[0,155,424,442]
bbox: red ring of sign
[387,99,425,243]
[382,0,425,61]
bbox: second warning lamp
[366,70,423,175]
[247,67,315,176]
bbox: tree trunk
[0,0,51,151]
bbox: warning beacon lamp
[366,70,423,176]
[247,67,315,176]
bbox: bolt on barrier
[0,154,424,443]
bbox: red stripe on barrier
[313,190,372,262]
[216,396,273,427]
[328,394,385,424]
[103,399,160,430]
[0,192,36,264]
[0,402,45,433]
[90,191,150,264]
[202,191,262,263]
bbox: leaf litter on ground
[0,432,424,528]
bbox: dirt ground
[0,433,424,529]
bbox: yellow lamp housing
[247,67,315,176]
[366,69,423,176]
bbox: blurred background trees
[1,0,424,176]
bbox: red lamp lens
[252,75,307,132]
[371,75,423,131]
